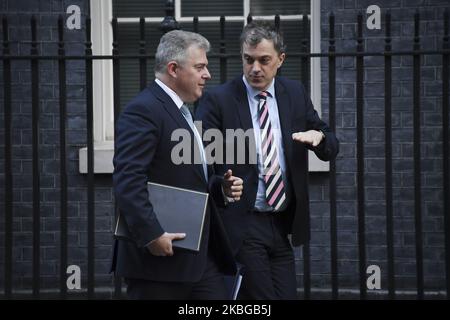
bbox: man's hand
[222,169,244,201]
[146,232,186,257]
[292,130,325,147]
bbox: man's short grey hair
[154,30,210,75]
[240,21,285,54]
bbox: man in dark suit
[112,30,243,299]
[196,21,339,299]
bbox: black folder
[114,182,209,252]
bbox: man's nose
[203,67,211,80]
[251,61,261,73]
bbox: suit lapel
[234,78,254,132]
[149,81,207,184]
[149,81,189,131]
[232,77,258,175]
[274,78,293,167]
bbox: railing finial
[160,0,179,33]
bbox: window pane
[190,22,243,86]
[250,0,309,16]
[113,0,166,18]
[181,0,243,17]
[113,2,312,105]
[117,23,163,105]
[278,20,310,88]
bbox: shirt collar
[155,78,184,109]
[242,75,275,100]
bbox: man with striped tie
[196,21,339,299]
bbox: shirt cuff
[318,130,326,140]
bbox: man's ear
[278,53,286,68]
[167,61,178,78]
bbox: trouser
[237,210,297,300]
[126,252,228,300]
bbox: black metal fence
[1,7,449,299]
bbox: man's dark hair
[239,21,286,54]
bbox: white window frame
[80,0,326,173]
[79,0,114,173]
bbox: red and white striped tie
[257,91,286,211]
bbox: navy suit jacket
[196,76,339,253]
[112,81,236,282]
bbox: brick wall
[309,0,449,297]
[0,0,115,296]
